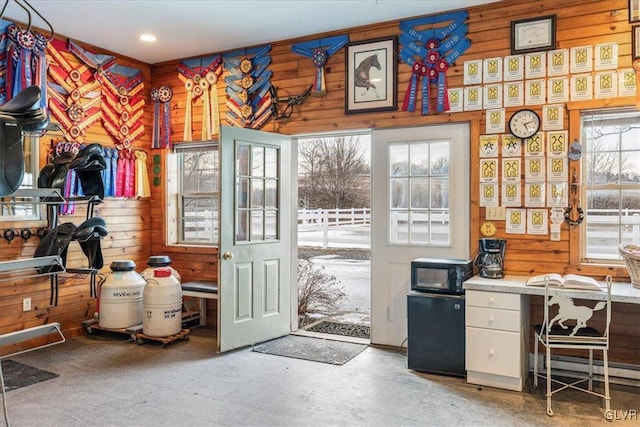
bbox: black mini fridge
[407,291,465,377]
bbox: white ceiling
[2,0,497,64]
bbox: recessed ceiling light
[139,34,157,42]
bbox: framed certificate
[633,25,640,60]
[630,0,640,23]
[511,15,556,55]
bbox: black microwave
[410,258,473,295]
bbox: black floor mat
[1,360,58,392]
[305,321,370,339]
[252,335,367,365]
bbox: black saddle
[38,143,106,200]
[0,85,41,114]
[33,217,109,305]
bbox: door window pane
[388,140,450,245]
[235,141,280,243]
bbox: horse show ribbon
[0,19,12,104]
[399,11,470,114]
[134,150,150,198]
[178,54,223,140]
[5,24,49,114]
[67,40,145,145]
[291,34,349,95]
[222,45,272,129]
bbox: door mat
[1,360,58,392]
[252,335,367,365]
[305,321,370,339]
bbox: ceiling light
[139,34,157,42]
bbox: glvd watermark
[605,409,638,421]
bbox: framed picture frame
[633,25,640,59]
[510,15,556,55]
[630,0,640,23]
[345,36,397,114]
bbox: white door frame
[370,123,470,347]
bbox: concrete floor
[2,327,638,427]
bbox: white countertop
[463,275,640,304]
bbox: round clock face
[509,109,540,139]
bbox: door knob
[222,251,234,260]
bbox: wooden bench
[181,281,218,326]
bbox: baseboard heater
[528,353,640,388]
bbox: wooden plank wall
[0,37,152,342]
[151,0,637,363]
[2,0,636,363]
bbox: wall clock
[508,109,540,139]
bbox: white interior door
[371,124,470,347]
[218,125,292,352]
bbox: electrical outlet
[23,298,31,311]
[486,206,506,221]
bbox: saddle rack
[269,84,312,121]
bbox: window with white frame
[581,109,640,262]
[0,133,41,221]
[388,140,450,245]
[169,143,219,245]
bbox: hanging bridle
[269,84,312,121]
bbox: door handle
[222,251,234,260]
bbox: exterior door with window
[218,126,292,352]
[371,124,470,347]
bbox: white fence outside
[298,208,370,249]
[182,207,640,250]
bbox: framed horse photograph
[345,37,397,114]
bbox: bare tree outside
[298,135,370,209]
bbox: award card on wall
[506,208,526,234]
[483,84,503,109]
[464,60,483,85]
[547,77,569,103]
[547,157,567,181]
[502,135,521,156]
[525,52,546,79]
[483,57,503,83]
[480,183,499,207]
[524,182,545,207]
[502,182,521,207]
[525,157,545,182]
[618,69,637,97]
[548,49,569,76]
[504,81,524,107]
[448,88,464,112]
[504,55,524,81]
[502,158,521,181]
[479,135,500,157]
[570,46,593,73]
[570,73,593,101]
[485,108,505,134]
[547,130,568,156]
[542,104,564,131]
[464,86,483,110]
[525,133,544,157]
[527,209,548,235]
[594,71,617,99]
[480,158,498,183]
[525,79,546,105]
[595,42,618,70]
[547,181,568,207]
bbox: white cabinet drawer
[466,290,520,310]
[466,327,521,378]
[466,306,521,332]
